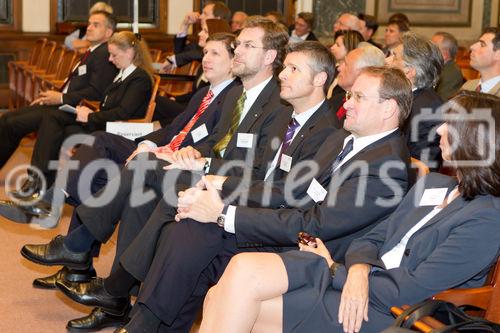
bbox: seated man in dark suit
[54,64,412,333]
[20,16,292,331]
[0,11,118,193]
[386,32,444,170]
[288,12,318,43]
[431,32,464,100]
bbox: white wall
[295,0,313,13]
[22,0,50,32]
[167,1,193,34]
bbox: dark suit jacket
[221,100,341,208]
[173,36,203,67]
[195,78,287,180]
[63,42,118,106]
[138,80,241,148]
[328,85,346,126]
[85,67,152,132]
[336,173,500,314]
[234,129,411,261]
[435,60,464,100]
[403,88,443,170]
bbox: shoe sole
[66,321,124,332]
[20,247,91,270]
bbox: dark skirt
[279,250,394,333]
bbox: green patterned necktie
[213,91,247,157]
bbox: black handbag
[382,299,500,333]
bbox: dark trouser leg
[152,96,187,128]
[31,108,83,185]
[126,218,225,327]
[0,105,52,169]
[66,131,137,206]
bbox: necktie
[168,90,214,151]
[60,49,91,92]
[336,97,347,121]
[475,84,482,92]
[213,91,246,157]
[277,118,300,164]
[331,138,354,171]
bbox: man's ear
[383,98,398,120]
[313,72,328,87]
[404,66,417,83]
[264,49,278,67]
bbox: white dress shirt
[479,75,500,93]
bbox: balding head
[337,44,385,90]
[333,13,361,33]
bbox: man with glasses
[63,65,412,332]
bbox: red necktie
[336,97,347,120]
[168,90,214,151]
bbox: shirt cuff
[223,205,236,234]
[176,32,187,38]
[60,94,64,104]
[138,140,157,149]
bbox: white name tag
[307,178,327,203]
[78,65,87,76]
[191,124,209,143]
[279,154,292,172]
[419,188,448,206]
[237,133,254,148]
[106,122,154,140]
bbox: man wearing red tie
[0,11,118,194]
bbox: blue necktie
[277,118,300,164]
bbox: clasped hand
[175,176,224,223]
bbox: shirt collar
[480,75,500,93]
[243,75,273,107]
[291,30,309,41]
[345,128,398,151]
[115,64,137,82]
[292,99,324,127]
[210,78,235,99]
[89,43,101,52]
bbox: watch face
[217,215,225,228]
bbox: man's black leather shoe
[21,235,91,270]
[10,175,43,201]
[0,200,33,223]
[56,277,130,315]
[67,306,130,332]
[33,266,97,289]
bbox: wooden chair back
[390,256,500,331]
[41,47,78,91]
[129,74,161,123]
[411,157,430,179]
[159,59,201,97]
[149,48,163,62]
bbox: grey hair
[434,31,458,59]
[401,32,443,89]
[354,43,386,69]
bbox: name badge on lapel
[307,178,327,203]
[237,133,254,148]
[419,188,448,206]
[191,124,209,143]
[78,65,87,76]
[279,154,292,172]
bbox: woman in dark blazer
[198,91,500,333]
[74,30,153,131]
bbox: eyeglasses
[345,91,387,103]
[230,40,267,51]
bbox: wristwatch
[329,261,341,278]
[216,205,229,228]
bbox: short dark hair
[91,10,117,32]
[244,16,289,75]
[483,26,500,51]
[286,41,336,94]
[207,1,231,22]
[444,90,500,199]
[206,32,236,57]
[388,13,410,25]
[297,12,315,29]
[357,13,378,34]
[434,31,459,59]
[360,66,413,127]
